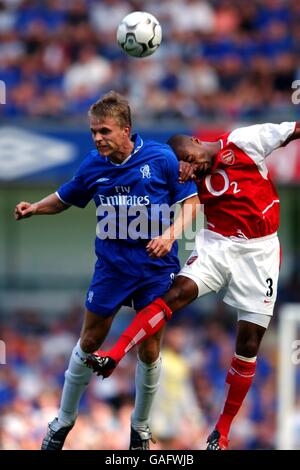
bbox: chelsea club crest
[140,164,151,179]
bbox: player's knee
[236,321,266,357]
[164,283,191,310]
[236,337,259,357]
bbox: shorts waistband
[229,232,278,244]
[199,229,278,244]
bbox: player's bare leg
[235,320,266,357]
[128,328,164,450]
[207,317,268,450]
[80,309,115,352]
[41,309,115,450]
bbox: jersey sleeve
[56,173,93,208]
[226,122,296,160]
[164,147,198,205]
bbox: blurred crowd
[1,292,299,451]
[0,0,300,123]
[2,0,300,452]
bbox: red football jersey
[197,122,296,239]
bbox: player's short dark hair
[89,91,132,128]
[167,134,192,160]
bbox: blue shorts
[85,260,178,317]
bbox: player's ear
[191,137,202,145]
[123,125,131,137]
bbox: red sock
[108,298,172,363]
[215,356,256,438]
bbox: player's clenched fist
[14,201,37,220]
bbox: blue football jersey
[56,134,198,275]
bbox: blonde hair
[88,91,132,128]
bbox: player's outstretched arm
[14,193,70,220]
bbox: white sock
[57,339,93,428]
[131,354,162,431]
[235,353,257,363]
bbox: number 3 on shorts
[266,278,273,297]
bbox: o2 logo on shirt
[205,169,241,197]
[140,164,151,179]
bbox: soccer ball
[117,11,162,58]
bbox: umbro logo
[0,127,75,180]
[96,177,110,183]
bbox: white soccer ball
[117,11,162,58]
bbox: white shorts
[180,229,280,316]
